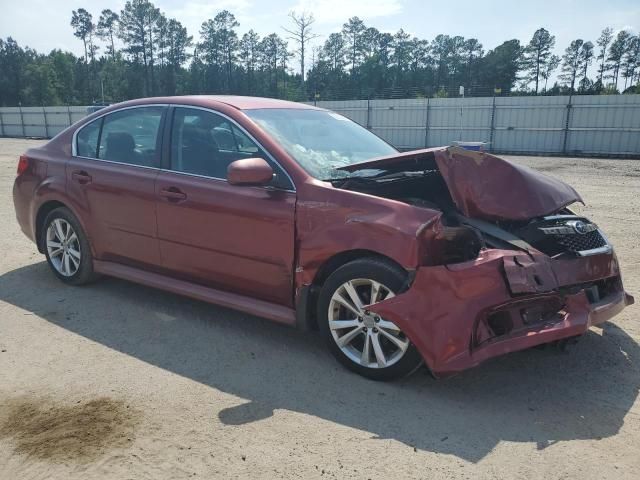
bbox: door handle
[159,187,187,201]
[72,170,92,184]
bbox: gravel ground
[0,138,638,479]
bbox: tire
[42,207,97,286]
[317,257,423,381]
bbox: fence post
[562,94,573,155]
[489,95,497,152]
[67,105,73,127]
[42,106,49,138]
[366,97,371,130]
[19,105,26,138]
[424,97,431,148]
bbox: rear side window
[76,118,102,158]
[98,107,164,167]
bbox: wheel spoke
[67,232,78,244]
[378,328,410,352]
[332,293,361,317]
[343,281,364,312]
[360,332,371,365]
[377,319,401,332]
[63,252,71,275]
[371,333,387,367]
[53,219,66,241]
[47,240,63,257]
[370,280,382,304]
[329,319,360,331]
[67,246,81,260]
[59,252,67,275]
[68,252,80,269]
[336,325,364,348]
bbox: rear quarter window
[76,118,102,158]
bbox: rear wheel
[317,258,423,381]
[43,207,97,285]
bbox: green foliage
[1,3,639,107]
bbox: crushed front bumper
[368,249,634,377]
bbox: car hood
[337,146,583,221]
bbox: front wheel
[317,258,423,381]
[43,207,97,285]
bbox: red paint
[12,95,633,376]
[154,171,295,305]
[66,156,162,268]
[227,158,274,186]
[339,146,583,221]
[368,250,634,376]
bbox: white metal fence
[2,95,639,156]
[0,106,87,138]
[311,95,640,157]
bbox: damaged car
[13,96,634,380]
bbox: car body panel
[293,180,443,288]
[339,146,584,221]
[14,145,77,247]
[93,259,296,325]
[368,249,633,376]
[66,157,162,267]
[155,171,296,305]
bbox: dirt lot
[0,137,638,479]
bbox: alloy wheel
[328,278,410,369]
[46,218,81,277]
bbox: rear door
[155,106,296,306]
[68,105,166,267]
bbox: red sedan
[13,96,634,380]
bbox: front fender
[294,182,442,288]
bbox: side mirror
[227,158,274,186]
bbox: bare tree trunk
[535,51,540,93]
[148,27,155,95]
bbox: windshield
[245,108,397,180]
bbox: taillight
[17,155,29,175]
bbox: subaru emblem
[572,221,588,235]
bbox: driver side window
[170,107,292,189]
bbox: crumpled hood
[338,146,583,221]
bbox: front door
[67,105,166,267]
[155,106,296,306]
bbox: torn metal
[338,146,583,221]
[367,249,633,377]
[300,145,634,375]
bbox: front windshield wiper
[323,170,429,183]
[368,170,430,180]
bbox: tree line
[0,0,638,107]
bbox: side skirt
[93,260,296,326]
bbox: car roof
[111,95,320,111]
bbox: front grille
[514,215,610,257]
[556,230,607,253]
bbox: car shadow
[1,262,638,462]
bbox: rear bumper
[369,249,634,377]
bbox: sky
[1,0,638,78]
